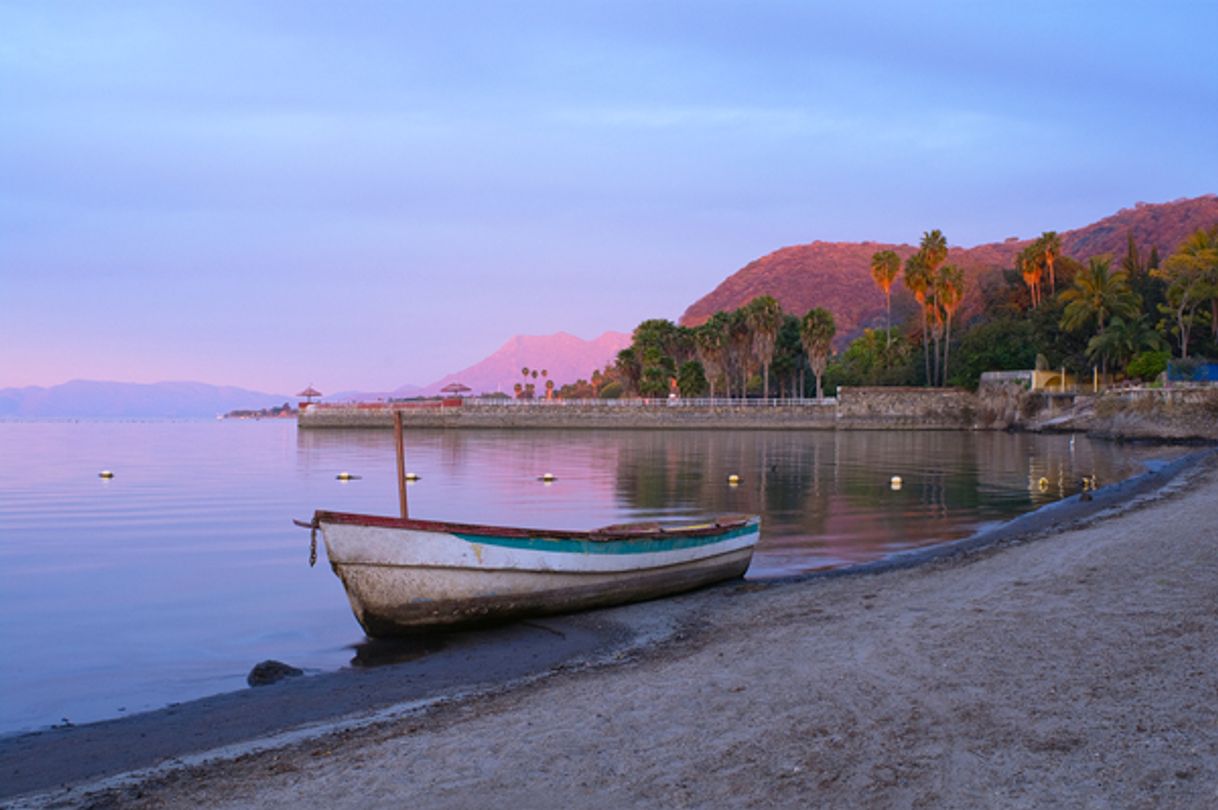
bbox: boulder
[247,659,303,687]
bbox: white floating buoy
[538,473,557,482]
[336,472,361,481]
[98,470,114,479]
[727,474,741,486]
[890,475,902,491]
[405,472,420,481]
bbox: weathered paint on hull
[317,515,760,635]
[332,547,754,634]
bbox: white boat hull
[317,515,760,634]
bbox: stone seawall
[835,387,979,430]
[300,389,986,431]
[299,401,840,430]
[1084,386,1218,441]
[298,386,1218,439]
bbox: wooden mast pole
[394,409,408,519]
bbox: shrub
[1126,350,1170,382]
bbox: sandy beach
[12,450,1218,809]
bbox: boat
[301,410,759,635]
[307,511,761,635]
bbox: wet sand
[8,450,1218,808]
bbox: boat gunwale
[313,510,759,542]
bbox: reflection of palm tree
[870,250,901,349]
[746,296,784,399]
[800,308,835,400]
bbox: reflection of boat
[310,511,760,635]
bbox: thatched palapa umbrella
[296,385,322,403]
[440,382,472,397]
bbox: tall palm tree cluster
[608,297,837,400]
[565,225,1217,400]
[1017,231,1062,308]
[883,229,967,387]
[958,224,1218,383]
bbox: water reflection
[0,421,1182,734]
[297,427,1160,578]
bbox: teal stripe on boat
[452,523,759,555]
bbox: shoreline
[5,447,1216,807]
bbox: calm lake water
[0,420,1175,735]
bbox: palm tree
[1039,231,1062,294]
[1019,246,1043,308]
[1085,315,1166,373]
[870,250,901,349]
[727,308,753,398]
[614,348,641,396]
[1060,257,1139,374]
[745,296,784,399]
[936,265,965,385]
[800,308,836,400]
[694,315,729,399]
[920,229,948,273]
[904,254,932,385]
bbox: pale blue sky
[2,1,1215,392]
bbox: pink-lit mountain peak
[412,331,632,396]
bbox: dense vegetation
[555,225,1217,399]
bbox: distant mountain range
[679,195,1218,344]
[0,380,291,418]
[0,332,632,416]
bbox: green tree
[1085,315,1166,374]
[598,381,624,399]
[745,295,784,399]
[947,318,1041,389]
[1060,257,1139,374]
[800,308,836,400]
[870,250,901,349]
[826,328,914,391]
[1155,227,1218,359]
[770,315,806,397]
[676,360,709,397]
[614,348,641,396]
[1126,350,1170,382]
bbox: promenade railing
[464,397,837,408]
